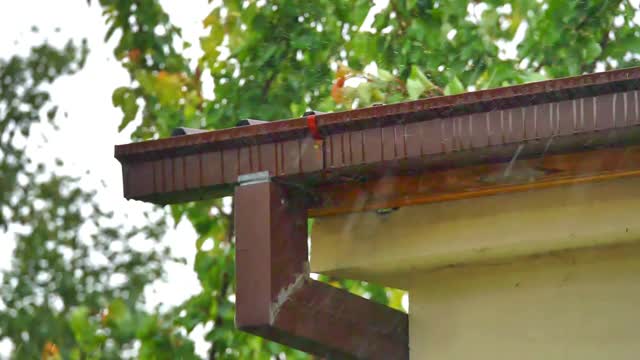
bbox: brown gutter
[115,67,640,205]
[115,66,640,161]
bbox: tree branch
[389,0,408,34]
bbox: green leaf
[69,306,91,335]
[583,40,602,62]
[255,45,278,67]
[170,205,184,225]
[111,86,128,107]
[195,235,207,250]
[356,82,372,106]
[407,66,434,100]
[519,71,547,83]
[200,32,224,59]
[407,77,424,100]
[46,106,58,121]
[444,76,464,95]
[107,299,128,323]
[136,314,158,339]
[69,306,104,352]
[377,68,394,82]
[412,65,435,90]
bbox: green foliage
[0,41,178,359]
[407,65,439,99]
[97,0,640,358]
[3,0,640,358]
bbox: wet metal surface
[235,181,408,359]
[116,67,640,204]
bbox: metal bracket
[238,171,271,186]
[235,119,268,127]
[171,127,208,136]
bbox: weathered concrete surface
[409,242,640,359]
[311,177,640,289]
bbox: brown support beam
[235,180,408,359]
[310,145,640,217]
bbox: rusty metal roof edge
[114,66,640,162]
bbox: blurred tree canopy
[2,0,640,359]
[0,40,196,359]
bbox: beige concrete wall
[311,177,640,289]
[311,177,640,358]
[410,243,640,359]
